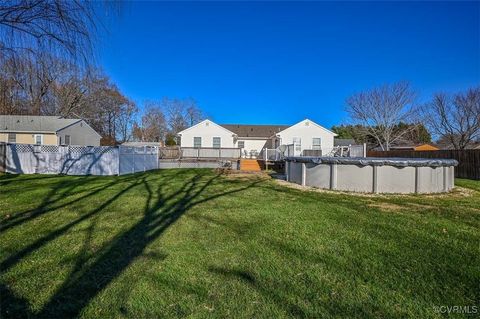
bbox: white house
[177,118,337,157]
[274,119,336,156]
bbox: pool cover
[284,157,459,167]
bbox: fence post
[301,162,306,186]
[117,146,120,176]
[415,167,420,194]
[144,146,146,172]
[443,166,447,192]
[285,161,289,180]
[372,166,378,193]
[330,163,337,190]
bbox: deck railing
[263,143,366,161]
[159,147,241,159]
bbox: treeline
[0,2,205,145]
[0,54,205,145]
[0,55,137,145]
[338,82,480,150]
[1,3,477,149]
[131,98,205,146]
[332,123,432,147]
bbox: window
[213,137,221,149]
[193,137,202,148]
[293,137,301,152]
[312,138,321,150]
[65,135,71,145]
[7,133,16,143]
[34,134,43,145]
[237,141,245,149]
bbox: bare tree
[0,0,101,64]
[184,98,204,126]
[164,97,188,135]
[134,101,168,142]
[116,100,137,143]
[422,87,480,149]
[346,82,419,150]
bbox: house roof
[275,119,338,136]
[390,143,439,151]
[0,115,82,133]
[177,119,237,136]
[220,124,289,138]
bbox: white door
[293,137,301,156]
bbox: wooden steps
[240,159,262,171]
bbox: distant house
[389,143,439,151]
[0,115,101,146]
[437,142,480,150]
[177,118,337,157]
[122,141,164,147]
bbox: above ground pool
[284,157,458,194]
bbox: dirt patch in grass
[273,177,475,199]
[406,203,437,210]
[423,186,475,198]
[368,203,405,212]
[223,171,271,181]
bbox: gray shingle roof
[220,124,289,138]
[0,115,81,133]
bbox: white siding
[57,120,101,146]
[178,120,235,148]
[277,119,335,155]
[236,139,268,157]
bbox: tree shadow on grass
[1,170,264,318]
[0,283,31,318]
[0,174,141,232]
[0,174,61,187]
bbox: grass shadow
[1,170,264,318]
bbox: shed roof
[220,124,289,138]
[0,115,81,133]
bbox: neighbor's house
[0,115,101,146]
[177,118,337,157]
[388,143,439,151]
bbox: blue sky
[97,1,479,128]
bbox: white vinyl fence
[119,146,158,175]
[4,144,158,176]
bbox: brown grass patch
[368,203,404,212]
[223,171,271,181]
[272,177,475,200]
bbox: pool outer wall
[284,158,456,194]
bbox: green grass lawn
[0,169,479,318]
